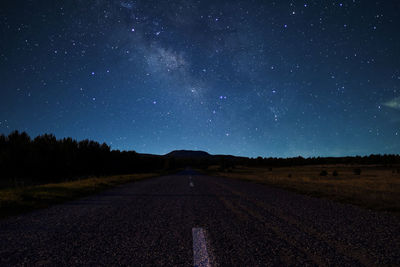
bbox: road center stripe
[190,182,194,187]
[192,228,211,267]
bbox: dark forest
[1,131,399,188]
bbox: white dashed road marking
[192,228,212,267]
[190,182,194,187]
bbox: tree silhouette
[0,131,166,188]
[0,130,399,188]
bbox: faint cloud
[143,43,208,100]
[146,47,187,73]
[383,97,400,110]
[105,6,206,99]
[120,1,135,10]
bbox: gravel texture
[0,170,399,266]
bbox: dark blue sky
[1,0,399,157]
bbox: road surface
[0,170,399,266]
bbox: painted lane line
[190,182,194,187]
[192,228,211,267]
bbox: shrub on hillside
[320,170,328,176]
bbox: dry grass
[0,173,158,218]
[208,165,400,213]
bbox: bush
[288,173,292,178]
[320,170,328,176]
[353,168,362,175]
[332,170,338,176]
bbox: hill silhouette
[1,131,400,189]
[166,150,211,159]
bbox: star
[0,0,398,158]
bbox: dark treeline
[185,154,400,171]
[246,154,400,167]
[1,131,399,188]
[0,131,165,187]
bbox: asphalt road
[0,170,399,266]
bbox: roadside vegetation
[0,131,166,189]
[1,131,400,217]
[207,165,400,213]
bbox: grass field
[0,173,159,218]
[207,165,400,213]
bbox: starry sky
[0,0,399,157]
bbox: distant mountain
[166,150,212,159]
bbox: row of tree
[247,154,400,167]
[1,131,399,188]
[0,131,165,187]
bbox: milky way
[0,1,399,157]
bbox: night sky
[1,1,399,157]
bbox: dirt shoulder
[0,173,160,219]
